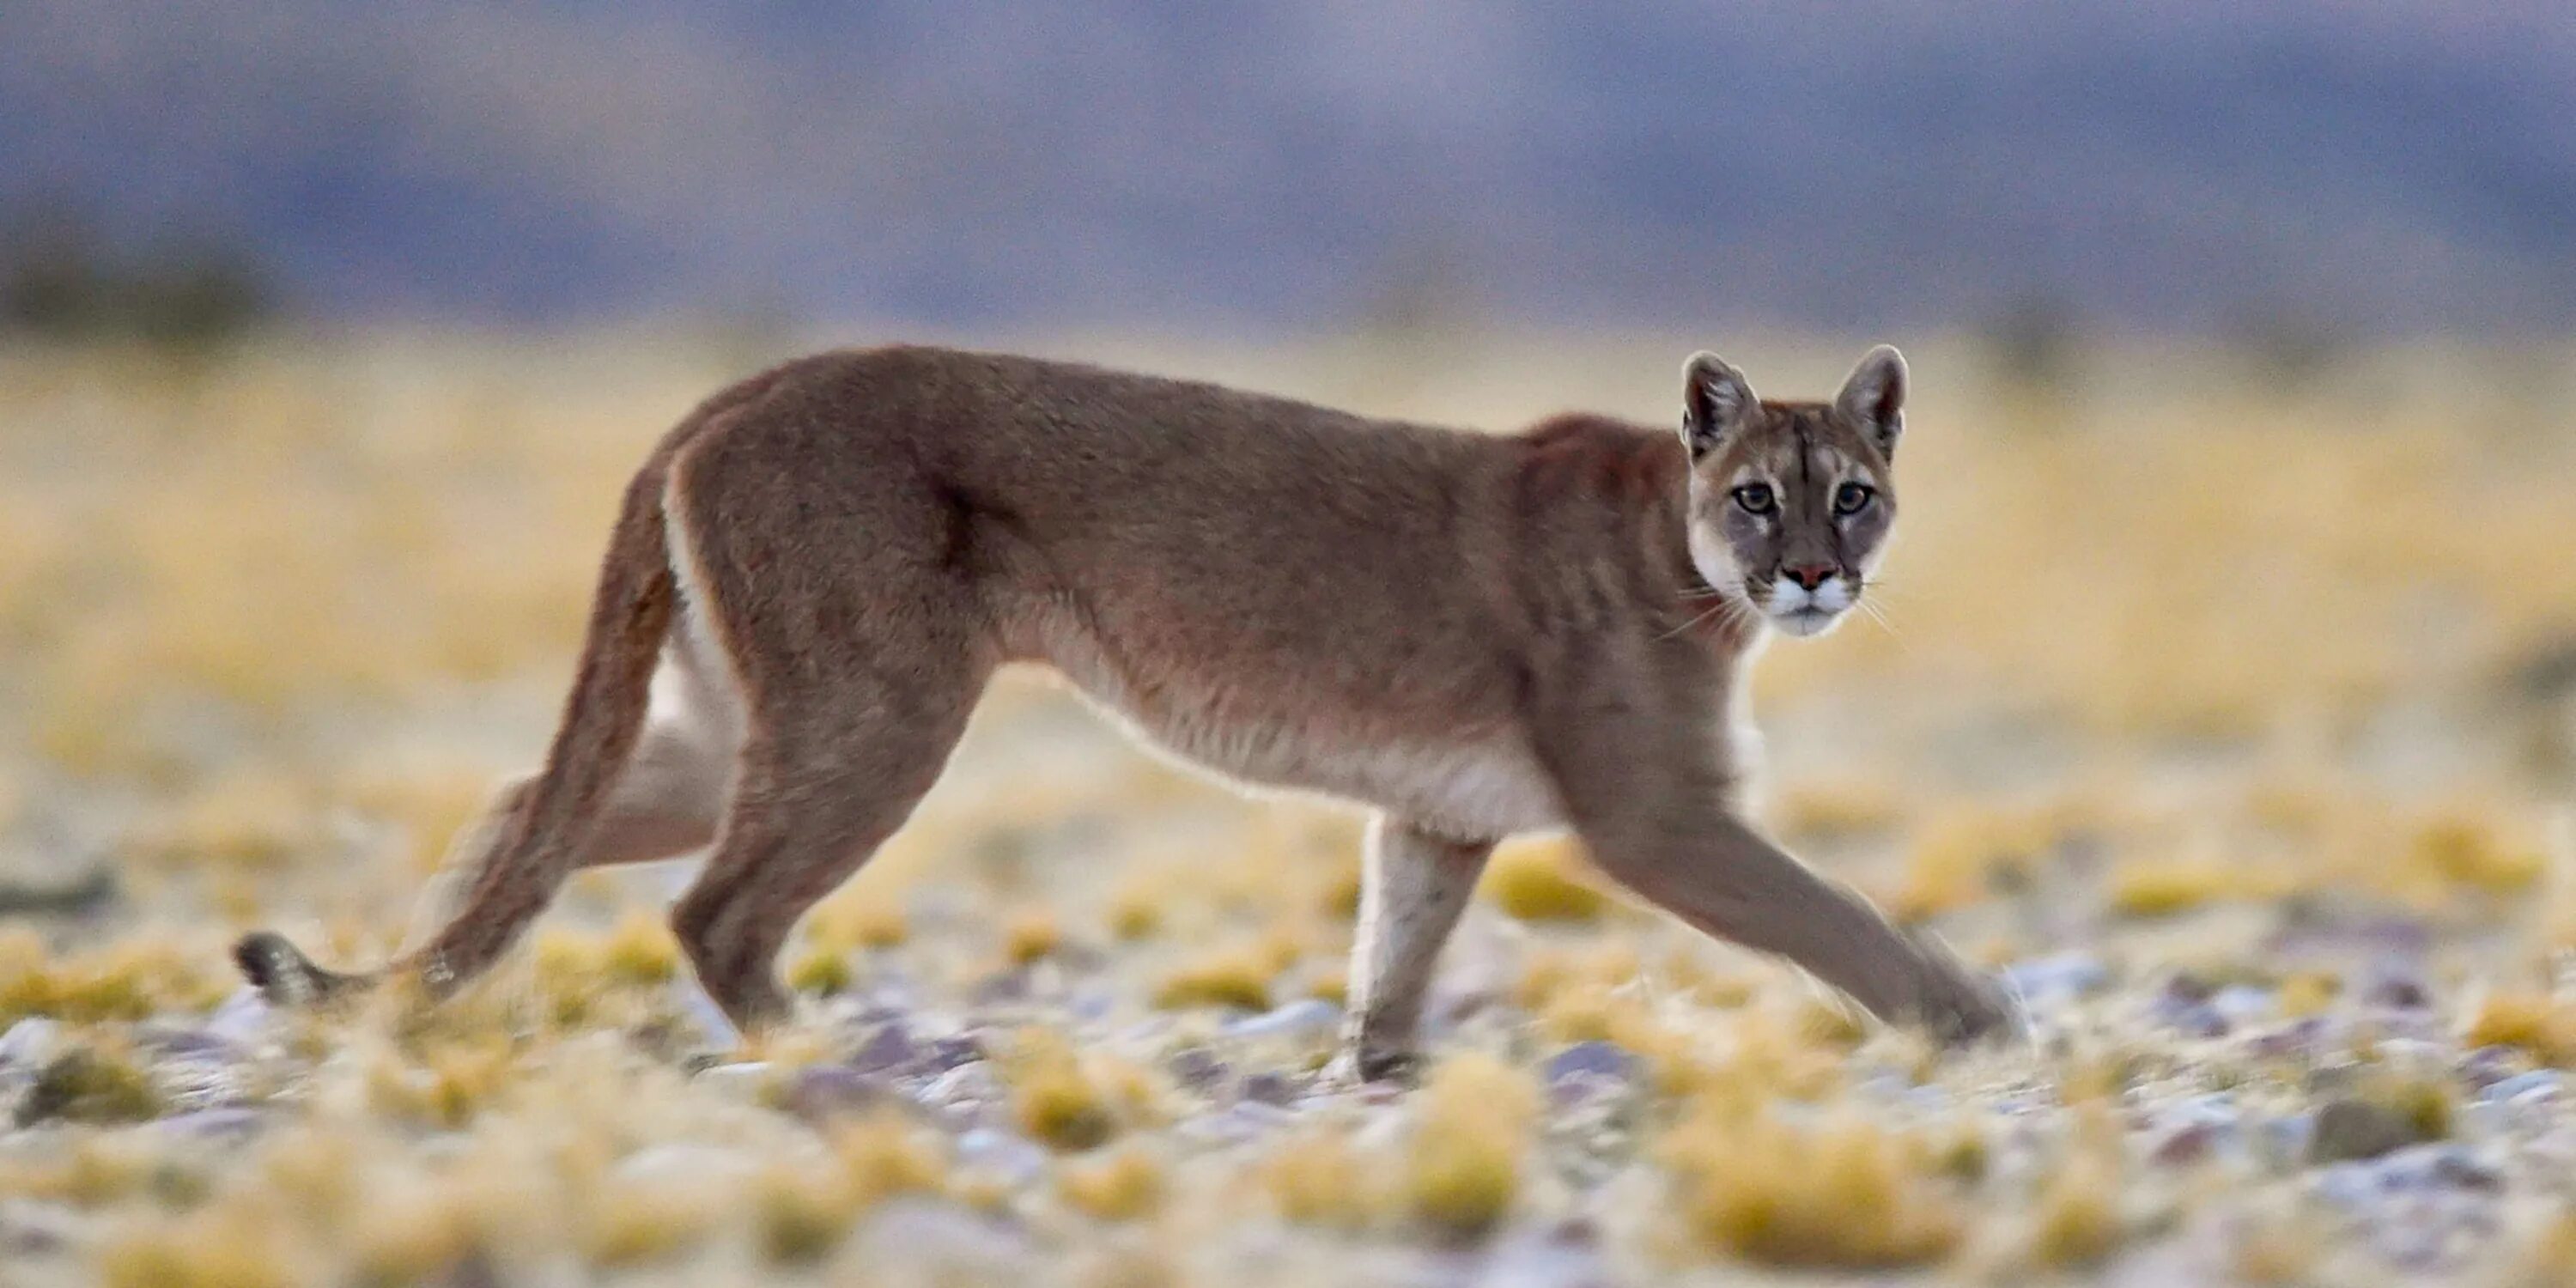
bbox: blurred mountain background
[2,0,2573,337]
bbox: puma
[235,343,2020,1075]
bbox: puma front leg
[1534,641,2020,1046]
[1334,816,1495,1083]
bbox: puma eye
[1832,482,1875,516]
[1732,483,1777,515]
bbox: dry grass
[1479,838,1613,921]
[1402,1053,1536,1238]
[1664,1103,1965,1268]
[4,330,2575,1285]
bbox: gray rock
[2308,1097,2433,1164]
[2147,1094,2239,1166]
[2457,1045,2520,1088]
[2314,1160,2384,1208]
[969,969,1034,1006]
[139,1027,239,1061]
[0,1200,80,1257]
[2360,971,2431,1011]
[2159,970,2219,1003]
[847,1024,920,1076]
[952,1128,1048,1187]
[1224,999,1340,1042]
[782,1066,893,1121]
[2477,1069,2561,1105]
[2260,1112,2316,1167]
[1544,1041,1637,1085]
[2210,985,2277,1024]
[2149,1119,2223,1166]
[1166,1048,1227,1092]
[2158,1002,2229,1040]
[150,1107,270,1141]
[2003,952,2109,1001]
[1238,1071,1302,1108]
[2246,1018,2328,1060]
[1175,1100,1299,1145]
[918,1060,1005,1123]
[201,987,275,1047]
[1481,1223,1617,1288]
[2376,1143,2504,1193]
[923,1034,986,1073]
[0,1018,61,1070]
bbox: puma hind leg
[654,415,999,1036]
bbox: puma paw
[1320,1044,1420,1090]
[1902,936,2028,1049]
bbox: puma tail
[232,930,375,1006]
[230,431,685,1011]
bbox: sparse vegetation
[1665,1105,1965,1268]
[1479,838,1613,921]
[1403,1054,1535,1238]
[3,331,2573,1284]
[1150,948,1275,1012]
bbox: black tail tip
[233,930,324,1005]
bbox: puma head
[1679,345,1905,638]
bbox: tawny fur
[234,343,2020,1073]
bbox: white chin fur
[1769,607,1843,638]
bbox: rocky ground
[1,333,2573,1286]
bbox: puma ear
[1835,344,1907,459]
[1680,351,1757,458]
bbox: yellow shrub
[2026,1109,2125,1268]
[2105,858,2247,918]
[807,884,909,951]
[349,1186,483,1286]
[596,908,679,986]
[1890,807,2053,921]
[0,1132,159,1206]
[582,1173,724,1267]
[1263,1129,1378,1230]
[1151,948,1273,1012]
[1404,1054,1535,1238]
[1106,881,1167,940]
[831,1109,951,1204]
[2277,970,2338,1018]
[2464,991,2576,1066]
[2411,812,2544,893]
[1773,779,1910,841]
[1004,909,1065,965]
[787,947,855,996]
[1058,1146,1166,1221]
[365,1036,514,1130]
[0,933,230,1026]
[1666,1107,1962,1268]
[17,1045,165,1125]
[100,1199,299,1288]
[1005,1030,1157,1151]
[1479,839,1610,921]
[122,769,319,873]
[754,1114,947,1264]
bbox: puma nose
[1783,563,1835,591]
